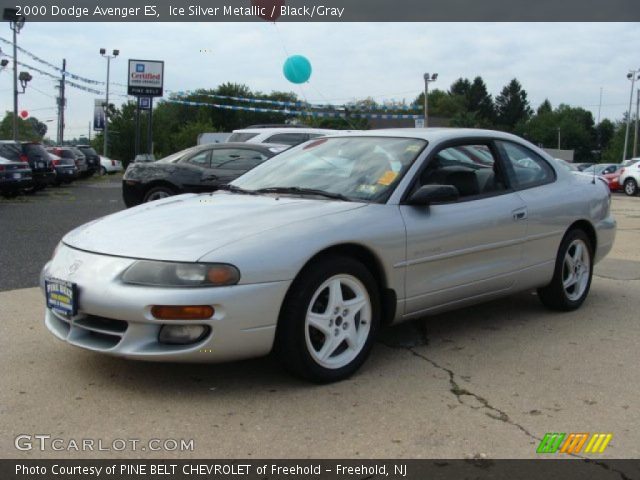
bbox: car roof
[195,142,284,151]
[321,127,532,143]
[232,127,339,134]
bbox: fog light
[158,325,210,345]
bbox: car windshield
[233,136,427,203]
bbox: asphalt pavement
[0,174,125,291]
[0,185,638,463]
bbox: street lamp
[4,8,26,141]
[423,72,438,127]
[623,69,640,161]
[100,48,119,157]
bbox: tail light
[52,159,60,166]
[0,165,5,172]
[19,154,28,162]
[111,160,116,166]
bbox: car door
[399,140,528,316]
[178,150,212,192]
[495,140,561,274]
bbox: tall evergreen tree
[495,78,533,131]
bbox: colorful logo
[537,433,612,454]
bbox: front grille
[51,310,128,350]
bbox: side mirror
[407,184,459,206]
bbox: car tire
[101,166,107,176]
[142,185,176,203]
[275,255,380,383]
[623,178,638,196]
[537,229,593,311]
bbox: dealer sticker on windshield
[45,277,78,316]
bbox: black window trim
[400,136,516,205]
[494,140,557,192]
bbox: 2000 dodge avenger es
[41,129,616,382]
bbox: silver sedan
[41,129,616,382]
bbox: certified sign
[128,59,164,97]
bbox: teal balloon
[283,55,312,84]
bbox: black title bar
[0,0,638,22]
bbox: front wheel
[624,178,638,196]
[143,185,175,203]
[537,229,593,311]
[275,256,380,383]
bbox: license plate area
[45,277,78,316]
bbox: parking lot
[0,181,639,459]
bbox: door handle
[512,208,528,221]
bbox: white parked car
[227,127,340,146]
[618,158,640,195]
[99,156,123,175]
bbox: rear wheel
[624,178,638,196]
[275,256,380,383]
[143,185,175,203]
[101,166,107,176]
[538,229,593,311]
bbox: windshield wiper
[254,186,351,202]
[216,184,258,195]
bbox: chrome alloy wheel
[562,239,591,301]
[304,274,372,369]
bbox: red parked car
[603,171,621,192]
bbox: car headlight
[121,260,240,287]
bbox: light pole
[423,72,438,127]
[633,88,639,158]
[557,127,561,150]
[4,8,25,141]
[100,48,119,156]
[623,69,640,161]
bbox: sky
[0,22,638,139]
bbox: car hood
[63,192,365,261]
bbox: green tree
[0,112,47,141]
[495,79,533,131]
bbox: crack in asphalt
[379,331,633,480]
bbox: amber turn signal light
[151,305,214,320]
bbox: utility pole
[7,11,25,141]
[557,127,561,150]
[423,72,438,127]
[623,69,640,161]
[634,88,639,158]
[56,59,66,144]
[597,87,603,124]
[100,48,119,156]
[88,122,91,142]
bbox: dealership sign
[127,59,164,97]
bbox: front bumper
[41,244,291,362]
[121,180,146,207]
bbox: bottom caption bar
[3,459,639,479]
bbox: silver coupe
[41,129,616,382]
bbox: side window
[210,149,269,171]
[419,144,507,199]
[265,133,308,146]
[185,151,210,168]
[498,141,555,189]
